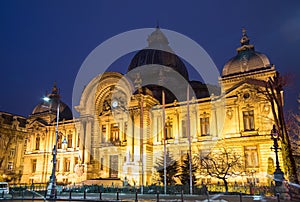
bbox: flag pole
[187,85,193,195]
[162,90,167,195]
[140,95,144,194]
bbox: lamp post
[44,96,60,199]
[270,124,284,186]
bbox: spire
[240,28,250,46]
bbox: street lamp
[44,96,60,199]
[270,124,284,186]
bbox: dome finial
[156,20,160,29]
[240,27,250,46]
[52,81,58,94]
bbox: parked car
[0,182,9,195]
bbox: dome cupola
[31,82,73,122]
[222,28,271,77]
[127,26,189,80]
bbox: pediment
[224,78,267,98]
[27,118,49,129]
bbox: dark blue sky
[0,0,299,117]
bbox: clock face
[112,100,118,108]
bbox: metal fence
[10,183,275,195]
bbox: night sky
[0,0,299,117]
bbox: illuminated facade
[0,112,27,183]
[75,28,281,186]
[1,28,285,186]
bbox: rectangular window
[56,159,60,172]
[182,119,187,138]
[100,157,104,170]
[243,110,255,131]
[110,123,119,143]
[32,159,37,173]
[64,158,70,172]
[57,134,62,149]
[166,118,173,139]
[74,157,78,165]
[67,134,72,148]
[157,118,161,142]
[200,117,210,136]
[101,125,106,143]
[166,125,173,139]
[245,146,259,168]
[123,122,127,141]
[35,137,40,150]
[7,162,13,170]
[10,149,15,157]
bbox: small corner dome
[31,83,73,121]
[32,100,73,121]
[222,29,271,77]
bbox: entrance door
[109,155,118,178]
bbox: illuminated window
[8,162,13,170]
[182,119,187,138]
[32,159,37,173]
[100,157,104,170]
[10,149,15,157]
[57,133,62,149]
[243,110,255,131]
[64,158,70,172]
[157,118,161,142]
[35,136,40,150]
[123,122,127,141]
[245,146,258,168]
[101,125,106,143]
[74,157,78,165]
[110,123,119,143]
[67,134,72,148]
[166,117,173,139]
[56,159,60,172]
[200,117,210,136]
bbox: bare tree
[285,95,300,181]
[197,147,244,193]
[265,72,299,184]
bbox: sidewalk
[7,192,294,202]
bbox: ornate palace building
[1,28,284,187]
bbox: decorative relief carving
[262,103,270,114]
[226,107,233,120]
